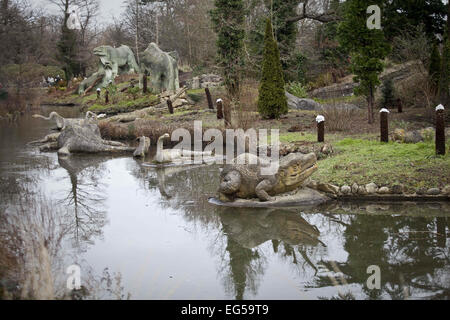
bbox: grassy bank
[314,138,450,192]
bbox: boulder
[340,185,351,195]
[393,128,405,142]
[378,186,390,194]
[391,184,404,194]
[365,183,378,194]
[420,127,434,141]
[357,185,368,195]
[416,187,427,195]
[351,183,359,194]
[286,91,322,110]
[442,185,450,196]
[191,76,200,89]
[404,130,423,143]
[427,188,440,195]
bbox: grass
[88,95,159,113]
[314,138,450,191]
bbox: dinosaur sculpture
[78,45,140,94]
[154,133,212,163]
[133,136,151,158]
[218,152,318,202]
[139,43,180,93]
[30,117,134,156]
[56,122,134,156]
[32,111,106,130]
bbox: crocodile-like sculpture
[218,152,318,202]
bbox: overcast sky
[35,0,127,23]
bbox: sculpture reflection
[218,209,323,299]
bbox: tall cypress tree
[338,0,390,124]
[257,18,288,120]
[210,0,245,100]
[429,43,441,95]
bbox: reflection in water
[219,209,323,299]
[0,111,449,299]
[57,156,109,250]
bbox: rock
[357,185,368,195]
[391,184,404,194]
[340,185,351,195]
[378,186,390,194]
[317,183,339,195]
[427,188,440,195]
[365,182,378,194]
[416,187,427,195]
[286,91,322,110]
[404,130,423,143]
[442,185,450,195]
[420,127,434,141]
[321,143,333,155]
[351,183,359,194]
[191,76,200,89]
[172,98,188,108]
[393,128,405,142]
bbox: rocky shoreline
[306,180,450,200]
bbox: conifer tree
[257,18,288,119]
[210,0,245,99]
[338,0,390,124]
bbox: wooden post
[380,108,389,142]
[105,90,109,104]
[223,101,231,127]
[436,104,445,155]
[316,115,325,142]
[397,98,402,113]
[96,88,101,100]
[216,98,223,119]
[143,74,147,94]
[205,87,214,110]
[167,99,174,114]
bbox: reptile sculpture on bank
[218,152,318,202]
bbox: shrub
[127,86,140,100]
[286,81,307,98]
[257,18,288,119]
[320,104,365,132]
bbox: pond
[0,107,449,300]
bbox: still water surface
[0,107,449,299]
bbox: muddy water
[0,107,449,300]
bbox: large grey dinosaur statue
[78,45,140,94]
[139,43,180,93]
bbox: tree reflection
[313,206,450,300]
[57,156,109,250]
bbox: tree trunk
[368,86,374,124]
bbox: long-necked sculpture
[78,45,140,95]
[139,43,180,93]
